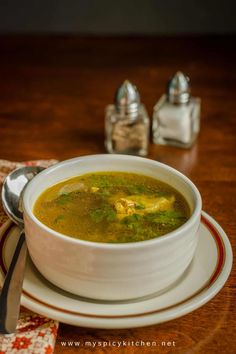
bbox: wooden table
[0,35,235,353]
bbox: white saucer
[0,211,232,329]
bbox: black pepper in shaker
[105,80,150,156]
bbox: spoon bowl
[1,166,45,226]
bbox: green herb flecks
[119,209,187,242]
[144,210,186,227]
[56,193,71,205]
[90,205,117,223]
[54,215,65,224]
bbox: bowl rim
[23,154,202,249]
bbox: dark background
[0,0,235,35]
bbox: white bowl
[23,154,202,301]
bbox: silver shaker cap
[115,80,140,115]
[167,71,190,104]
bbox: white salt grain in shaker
[152,72,201,148]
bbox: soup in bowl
[23,154,202,300]
[34,172,190,243]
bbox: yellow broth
[33,172,190,243]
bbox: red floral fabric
[0,159,59,354]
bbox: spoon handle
[0,230,27,334]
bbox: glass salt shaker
[152,72,201,148]
[105,80,150,156]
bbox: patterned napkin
[0,159,59,354]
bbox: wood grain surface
[0,35,235,353]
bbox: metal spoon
[0,166,44,333]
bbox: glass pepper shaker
[152,72,201,148]
[105,80,150,156]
